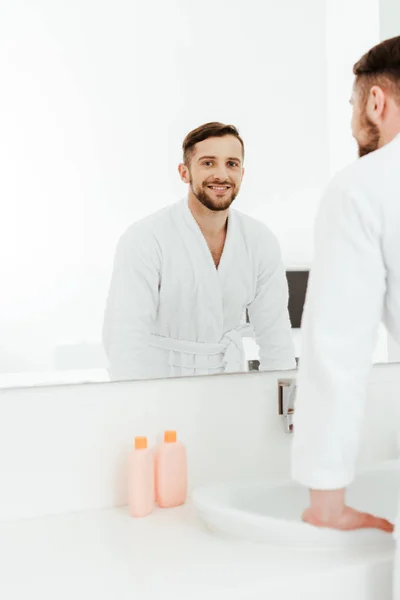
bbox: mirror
[1,0,397,388]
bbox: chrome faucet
[278,379,296,433]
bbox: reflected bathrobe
[103,198,295,380]
[291,134,400,588]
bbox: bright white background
[0,0,387,375]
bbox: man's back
[290,32,400,552]
[334,133,400,344]
[292,133,400,490]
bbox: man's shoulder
[331,135,400,194]
[232,209,279,247]
[119,202,178,247]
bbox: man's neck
[379,119,400,148]
[188,192,228,239]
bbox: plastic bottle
[128,436,155,517]
[155,431,187,508]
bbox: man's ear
[178,163,190,184]
[366,85,386,125]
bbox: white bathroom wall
[1,363,399,522]
[273,0,381,265]
[0,0,328,374]
[325,0,380,179]
[380,0,400,39]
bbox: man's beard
[357,113,381,158]
[190,179,238,212]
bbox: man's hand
[302,489,394,533]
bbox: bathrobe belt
[148,328,246,373]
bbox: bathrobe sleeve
[291,175,386,490]
[102,227,161,380]
[247,229,297,371]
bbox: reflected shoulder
[118,203,177,247]
[233,209,280,248]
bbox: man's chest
[205,233,226,269]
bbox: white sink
[193,462,399,548]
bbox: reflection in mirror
[103,122,296,380]
[1,0,398,388]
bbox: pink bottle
[128,436,155,517]
[155,431,187,508]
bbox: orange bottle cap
[135,436,148,450]
[164,430,177,443]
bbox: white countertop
[0,368,110,389]
[0,503,395,600]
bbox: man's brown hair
[182,122,244,165]
[353,36,400,102]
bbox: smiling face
[179,135,244,212]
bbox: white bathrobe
[103,198,296,380]
[292,134,400,491]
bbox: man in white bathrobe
[292,37,400,583]
[103,122,296,380]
